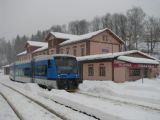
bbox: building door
[144,68,148,78]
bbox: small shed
[2,64,11,75]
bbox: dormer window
[102,35,112,43]
[107,36,112,43]
[102,35,108,42]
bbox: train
[9,54,81,90]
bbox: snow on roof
[77,50,135,61]
[2,64,11,68]
[50,32,79,40]
[118,56,159,64]
[60,28,124,46]
[33,45,48,53]
[27,41,47,47]
[60,28,107,46]
[135,50,158,60]
[17,51,27,56]
[77,50,158,62]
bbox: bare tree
[145,17,160,53]
[112,13,121,35]
[68,19,89,35]
[127,7,146,50]
[117,14,128,50]
[90,16,102,31]
[101,13,113,30]
[0,38,9,65]
[50,24,67,33]
[78,20,89,34]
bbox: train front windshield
[55,57,78,74]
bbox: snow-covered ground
[79,77,160,110]
[0,73,160,120]
[0,95,19,120]
[0,74,96,120]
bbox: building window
[129,68,141,76]
[50,50,54,55]
[60,49,63,54]
[88,64,94,76]
[99,64,106,76]
[107,36,112,43]
[102,35,112,43]
[102,35,105,41]
[144,68,148,78]
[102,48,109,53]
[102,35,108,41]
[73,48,77,56]
[66,48,70,54]
[81,47,85,56]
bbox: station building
[17,28,160,82]
[2,64,11,75]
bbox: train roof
[33,54,76,61]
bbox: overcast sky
[0,0,160,40]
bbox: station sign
[114,63,157,68]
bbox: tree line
[0,6,160,66]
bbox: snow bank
[79,78,160,110]
[39,87,160,120]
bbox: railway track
[0,93,20,120]
[1,79,160,120]
[40,93,100,120]
[0,83,63,120]
[0,82,97,120]
[33,86,160,120]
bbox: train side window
[35,65,47,76]
[48,60,51,68]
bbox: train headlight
[76,74,78,78]
[58,75,60,78]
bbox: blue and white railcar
[12,60,32,83]
[33,54,80,90]
[9,63,15,80]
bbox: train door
[31,60,35,83]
